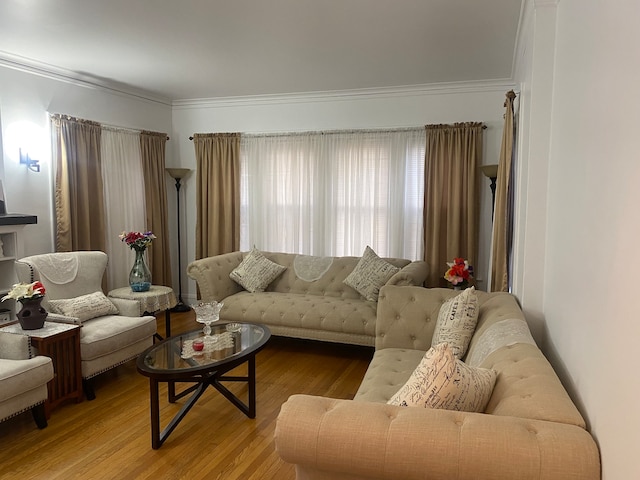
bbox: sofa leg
[32,404,48,429]
[83,378,96,401]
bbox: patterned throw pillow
[47,291,119,323]
[387,342,496,412]
[229,248,286,293]
[343,246,401,302]
[431,287,479,359]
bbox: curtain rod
[50,113,169,140]
[188,124,488,140]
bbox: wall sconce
[19,149,40,172]
[480,164,499,218]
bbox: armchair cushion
[343,246,400,301]
[0,357,54,403]
[47,291,119,323]
[80,315,157,361]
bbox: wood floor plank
[0,311,372,479]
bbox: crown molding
[0,51,172,106]
[172,79,516,109]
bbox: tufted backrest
[15,251,108,309]
[376,286,587,427]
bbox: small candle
[192,339,204,351]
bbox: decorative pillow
[431,287,478,359]
[47,291,119,323]
[387,342,496,412]
[343,246,401,301]
[229,247,286,293]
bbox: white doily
[293,255,334,282]
[466,318,537,367]
[28,253,79,284]
[181,332,235,359]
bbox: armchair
[0,332,54,428]
[15,251,157,400]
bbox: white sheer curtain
[101,128,147,290]
[240,128,425,259]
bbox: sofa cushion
[47,291,119,323]
[0,357,54,402]
[343,246,400,301]
[230,248,286,293]
[431,287,478,358]
[79,315,157,360]
[387,342,496,412]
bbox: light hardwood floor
[0,310,373,480]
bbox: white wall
[171,85,511,304]
[0,64,172,257]
[514,1,640,477]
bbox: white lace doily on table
[293,255,334,282]
[181,332,235,359]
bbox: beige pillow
[431,287,478,359]
[47,291,119,323]
[388,342,496,412]
[230,248,286,293]
[343,246,400,301]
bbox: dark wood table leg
[164,309,171,337]
[248,355,256,418]
[149,378,161,449]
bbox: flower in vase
[444,257,474,288]
[119,231,156,251]
[2,281,46,302]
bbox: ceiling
[0,0,523,102]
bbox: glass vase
[129,248,152,292]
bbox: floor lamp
[166,168,192,312]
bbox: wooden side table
[108,285,177,338]
[0,321,83,418]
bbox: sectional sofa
[275,285,601,480]
[187,249,429,346]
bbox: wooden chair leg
[31,403,48,429]
[83,378,96,401]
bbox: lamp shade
[480,164,498,178]
[166,168,191,180]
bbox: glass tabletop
[137,323,270,375]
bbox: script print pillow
[229,247,286,293]
[431,287,479,359]
[387,342,496,412]
[343,246,400,301]
[47,291,119,323]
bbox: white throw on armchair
[15,251,157,400]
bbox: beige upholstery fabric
[343,246,400,301]
[48,291,119,323]
[387,342,495,412]
[275,286,600,479]
[230,248,286,293]
[188,251,428,346]
[431,287,478,358]
[15,251,157,383]
[0,333,54,424]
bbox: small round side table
[108,285,177,339]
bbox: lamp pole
[166,168,191,312]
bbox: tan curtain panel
[140,131,173,287]
[52,115,106,253]
[193,133,241,259]
[423,122,484,288]
[490,91,517,292]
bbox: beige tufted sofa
[275,285,601,480]
[187,251,429,346]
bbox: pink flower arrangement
[119,231,156,251]
[444,257,473,288]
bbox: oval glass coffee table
[136,322,271,449]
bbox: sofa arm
[0,332,32,360]
[187,252,245,302]
[387,260,429,287]
[275,395,600,480]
